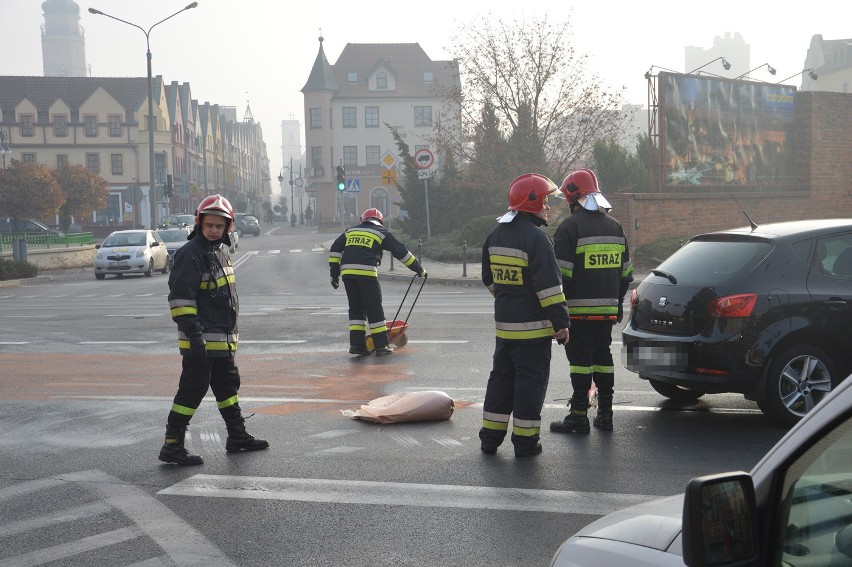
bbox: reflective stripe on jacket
[329,221,422,278]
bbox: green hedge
[0,258,38,281]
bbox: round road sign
[413,148,434,169]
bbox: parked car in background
[93,229,169,279]
[622,218,852,425]
[228,224,239,253]
[156,225,193,270]
[0,218,63,235]
[161,213,195,229]
[234,213,260,236]
[550,373,852,566]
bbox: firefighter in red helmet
[479,174,570,458]
[550,169,633,434]
[159,194,268,465]
[329,207,425,356]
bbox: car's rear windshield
[653,239,772,286]
[157,231,187,242]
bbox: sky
[1,0,850,196]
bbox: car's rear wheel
[160,257,169,274]
[759,345,836,426]
[144,260,153,277]
[647,378,705,402]
[95,273,105,280]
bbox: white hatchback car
[94,229,169,279]
[550,373,852,566]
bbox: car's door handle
[823,298,847,309]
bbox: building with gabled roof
[301,37,461,225]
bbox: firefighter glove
[189,334,207,359]
[617,303,624,323]
[331,278,339,290]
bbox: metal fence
[0,232,94,254]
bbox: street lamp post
[277,158,295,227]
[88,3,198,229]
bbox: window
[310,146,323,171]
[84,115,98,137]
[423,71,434,83]
[343,146,358,166]
[53,115,68,137]
[310,108,322,129]
[85,152,100,173]
[56,154,68,168]
[22,153,36,164]
[108,115,122,137]
[414,106,433,127]
[342,107,357,128]
[376,71,387,90]
[366,145,380,165]
[365,106,379,128]
[347,72,358,83]
[111,154,124,175]
[20,114,34,137]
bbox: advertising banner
[660,72,797,190]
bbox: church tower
[41,0,87,77]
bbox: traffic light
[165,174,173,198]
[336,165,346,191]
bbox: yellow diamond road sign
[381,151,398,169]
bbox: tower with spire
[41,0,88,77]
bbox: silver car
[94,229,169,279]
[550,373,852,566]
[156,226,193,270]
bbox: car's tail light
[630,288,638,308]
[708,293,757,318]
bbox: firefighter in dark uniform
[480,174,570,458]
[328,208,425,356]
[159,194,269,465]
[550,169,633,434]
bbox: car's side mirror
[682,472,759,566]
[95,244,101,249]
[151,241,159,247]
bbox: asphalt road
[0,225,790,566]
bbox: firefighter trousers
[343,275,389,349]
[166,354,243,428]
[480,338,552,452]
[564,320,615,411]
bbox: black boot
[158,425,203,465]
[550,407,590,434]
[225,415,270,453]
[593,398,614,431]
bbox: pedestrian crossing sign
[346,178,361,192]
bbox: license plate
[109,261,129,267]
[625,345,687,373]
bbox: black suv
[234,213,260,236]
[623,218,852,425]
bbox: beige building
[301,38,461,225]
[0,75,272,229]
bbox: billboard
[660,72,797,190]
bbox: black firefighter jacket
[482,213,570,341]
[328,221,423,279]
[168,234,239,357]
[553,208,633,321]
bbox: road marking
[408,340,469,344]
[3,315,53,318]
[311,247,324,252]
[437,311,491,314]
[0,502,111,537]
[159,474,661,516]
[78,341,159,344]
[5,527,141,565]
[289,249,303,253]
[268,250,281,254]
[0,341,28,345]
[104,314,165,318]
[239,340,307,344]
[135,293,156,297]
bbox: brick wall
[609,91,852,255]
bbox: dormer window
[376,71,388,90]
[348,72,358,83]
